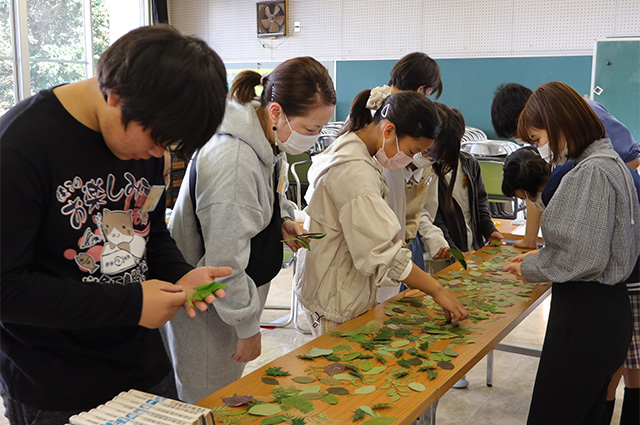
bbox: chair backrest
[477,159,508,200]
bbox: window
[1,0,148,115]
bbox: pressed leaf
[354,385,376,395]
[292,376,316,384]
[342,352,361,361]
[222,395,255,407]
[324,363,348,376]
[352,408,366,422]
[319,378,343,386]
[299,385,321,394]
[358,360,374,371]
[437,360,455,370]
[300,393,323,400]
[260,415,288,425]
[248,404,282,416]
[362,366,387,375]
[332,373,358,382]
[262,376,279,385]
[408,382,426,392]
[320,394,339,405]
[332,344,353,352]
[407,357,423,366]
[443,348,459,357]
[390,340,410,348]
[265,367,290,377]
[280,395,314,414]
[327,387,350,395]
[427,369,438,380]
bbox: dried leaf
[324,363,347,376]
[437,360,455,370]
[327,387,350,395]
[222,395,255,407]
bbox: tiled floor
[0,265,626,425]
[254,265,627,425]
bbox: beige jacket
[294,132,412,323]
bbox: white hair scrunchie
[365,85,391,110]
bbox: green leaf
[427,369,438,380]
[353,385,376,395]
[262,376,279,385]
[280,395,314,414]
[319,378,343,386]
[306,347,333,358]
[397,359,412,368]
[320,394,339,405]
[327,387,350,395]
[449,248,467,270]
[332,344,353,352]
[352,408,366,422]
[292,376,315,384]
[260,415,288,425]
[301,232,326,239]
[188,281,228,307]
[265,367,290,377]
[390,339,410,348]
[360,406,375,416]
[290,418,306,425]
[248,404,283,416]
[358,360,374,371]
[443,348,459,357]
[408,382,426,392]
[362,366,387,375]
[299,385,322,394]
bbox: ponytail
[229,70,262,104]
[338,89,374,136]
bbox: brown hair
[97,25,227,160]
[516,81,605,160]
[389,52,443,99]
[229,56,336,116]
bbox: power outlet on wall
[293,21,300,32]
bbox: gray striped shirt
[521,139,640,285]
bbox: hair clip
[381,104,391,118]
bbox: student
[432,103,504,255]
[0,25,231,425]
[503,146,640,425]
[163,57,336,403]
[491,82,640,250]
[504,81,639,424]
[293,90,469,338]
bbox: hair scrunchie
[365,85,391,110]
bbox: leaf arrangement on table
[211,246,548,425]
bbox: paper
[511,225,542,238]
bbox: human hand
[513,238,538,250]
[281,219,308,252]
[504,262,524,279]
[176,266,232,318]
[138,280,186,329]
[433,247,450,260]
[488,231,504,244]
[511,250,538,263]
[432,287,469,323]
[232,332,262,363]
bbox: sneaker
[452,375,469,389]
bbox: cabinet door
[591,38,640,141]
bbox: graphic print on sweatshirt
[59,171,153,285]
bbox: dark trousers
[2,372,178,425]
[527,281,632,425]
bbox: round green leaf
[390,339,410,348]
[320,393,339,405]
[292,376,315,384]
[358,360,374,371]
[299,385,321,394]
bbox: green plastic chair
[477,159,523,219]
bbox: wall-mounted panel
[513,0,617,54]
[422,0,513,57]
[341,0,423,59]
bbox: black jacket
[434,152,497,251]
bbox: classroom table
[494,219,544,244]
[197,246,551,425]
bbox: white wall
[167,0,640,62]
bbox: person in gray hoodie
[162,57,336,403]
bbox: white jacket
[294,132,412,323]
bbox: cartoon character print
[99,209,146,275]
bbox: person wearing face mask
[504,82,639,425]
[431,103,504,257]
[293,91,468,338]
[163,57,336,403]
[503,146,640,425]
[491,82,640,251]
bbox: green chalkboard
[592,39,640,141]
[336,56,593,139]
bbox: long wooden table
[494,219,544,244]
[197,246,551,424]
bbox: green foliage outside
[0,0,110,115]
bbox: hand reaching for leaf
[176,266,232,317]
[505,262,524,280]
[488,231,504,245]
[431,285,470,323]
[512,250,538,263]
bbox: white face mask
[412,152,433,169]
[375,135,413,170]
[537,143,568,165]
[275,113,318,155]
[526,191,546,211]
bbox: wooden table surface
[494,219,544,243]
[197,246,551,425]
